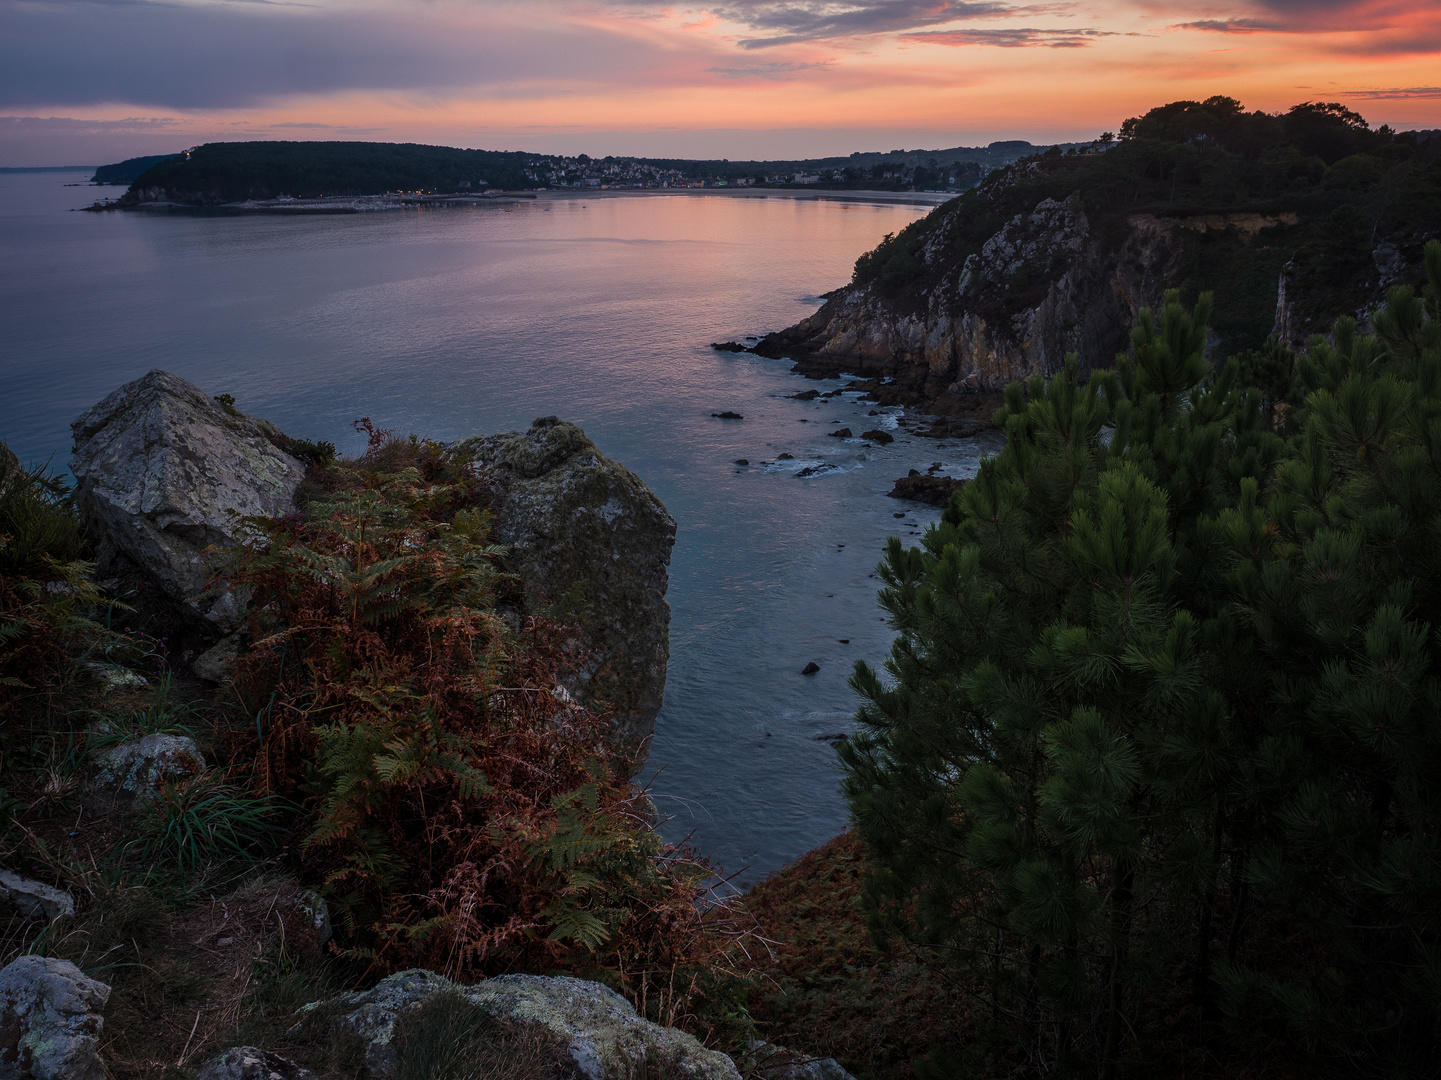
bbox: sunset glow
[3,0,1440,164]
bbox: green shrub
[137,773,288,880]
[0,451,83,578]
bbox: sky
[2,0,1440,165]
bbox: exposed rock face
[756,196,1183,407]
[0,871,74,923]
[91,733,205,797]
[451,418,676,763]
[70,370,305,630]
[303,968,738,1080]
[0,956,110,1080]
[193,1047,316,1080]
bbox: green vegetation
[841,242,1441,1075]
[0,431,749,1077]
[852,98,1441,352]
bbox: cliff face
[757,196,1189,404]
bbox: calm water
[0,171,996,886]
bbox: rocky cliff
[756,195,1184,410]
[69,374,675,764]
[753,105,1440,412]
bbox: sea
[0,169,1001,888]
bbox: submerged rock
[70,370,305,630]
[0,955,110,1080]
[302,969,739,1080]
[451,418,676,763]
[91,733,205,797]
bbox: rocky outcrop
[71,375,674,764]
[755,196,1182,408]
[300,968,738,1080]
[70,370,305,630]
[888,473,966,506]
[0,871,74,923]
[91,733,205,797]
[451,418,676,762]
[0,956,110,1080]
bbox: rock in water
[194,1047,316,1080]
[887,474,966,506]
[451,418,676,764]
[301,969,740,1080]
[70,370,305,630]
[0,956,110,1080]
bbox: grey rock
[0,955,110,1080]
[91,733,205,797]
[450,418,676,763]
[294,890,332,946]
[0,871,74,923]
[193,1047,316,1080]
[192,634,242,683]
[303,968,739,1080]
[747,1042,856,1080]
[78,663,148,693]
[70,370,304,630]
[0,443,18,485]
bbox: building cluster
[516,155,981,192]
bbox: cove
[0,171,999,886]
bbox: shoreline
[84,186,955,215]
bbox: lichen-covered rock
[192,634,242,683]
[78,662,148,694]
[91,733,205,797]
[193,1047,316,1080]
[70,370,304,630]
[450,418,676,763]
[0,871,74,923]
[302,969,739,1080]
[0,955,110,1080]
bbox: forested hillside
[854,99,1440,351]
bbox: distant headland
[82,138,1081,212]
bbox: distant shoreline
[85,185,955,215]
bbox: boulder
[70,370,305,630]
[0,870,74,923]
[746,1042,856,1080]
[300,969,739,1080]
[193,1047,316,1080]
[450,418,676,762]
[192,634,242,683]
[0,955,110,1080]
[91,733,205,797]
[859,429,894,445]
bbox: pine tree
[842,243,1441,1075]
